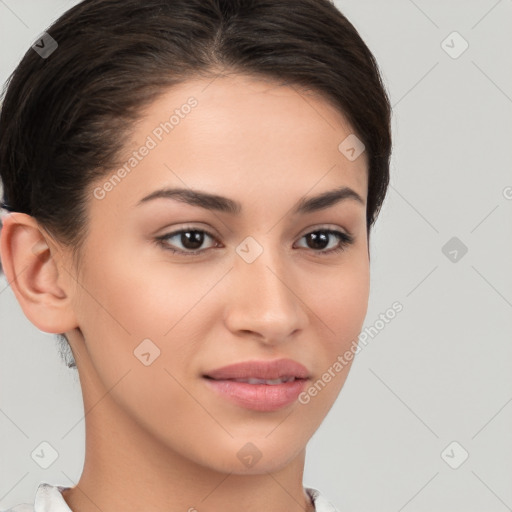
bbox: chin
[197,435,306,475]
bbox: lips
[203,358,310,381]
[229,376,297,385]
[202,359,310,411]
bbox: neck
[61,347,315,512]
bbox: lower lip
[203,378,308,412]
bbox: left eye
[295,229,353,254]
[155,227,353,256]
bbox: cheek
[74,243,227,381]
[310,258,370,341]
[298,262,369,411]
[302,258,369,401]
[81,240,207,330]
[72,248,210,424]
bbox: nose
[223,244,309,345]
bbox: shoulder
[304,486,341,512]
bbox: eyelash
[154,226,354,257]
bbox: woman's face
[67,73,370,474]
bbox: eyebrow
[136,185,364,215]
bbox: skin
[1,73,370,512]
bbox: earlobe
[0,212,79,334]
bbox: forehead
[91,73,368,218]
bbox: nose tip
[223,253,308,343]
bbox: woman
[0,0,391,511]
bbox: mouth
[203,358,310,381]
[203,375,302,385]
[202,359,310,412]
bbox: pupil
[182,230,204,250]
[307,231,329,250]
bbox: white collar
[34,483,72,512]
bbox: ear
[0,212,79,334]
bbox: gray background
[1,1,511,511]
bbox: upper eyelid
[297,224,351,238]
[158,225,352,249]
[160,223,351,239]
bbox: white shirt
[2,483,340,512]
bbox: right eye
[155,227,220,256]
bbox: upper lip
[204,358,310,380]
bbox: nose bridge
[225,235,306,340]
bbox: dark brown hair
[0,0,392,368]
